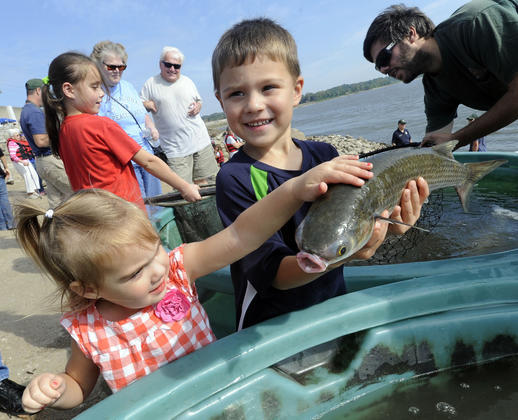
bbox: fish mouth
[296,251,329,273]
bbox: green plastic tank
[77,152,518,419]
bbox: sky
[1,0,468,116]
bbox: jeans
[132,163,162,216]
[0,351,8,381]
[0,177,14,230]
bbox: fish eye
[337,246,347,257]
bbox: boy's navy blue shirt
[216,138,345,330]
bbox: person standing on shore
[140,47,219,185]
[391,119,412,147]
[0,148,14,230]
[20,78,72,207]
[363,1,518,149]
[91,40,163,213]
[466,113,487,152]
[6,129,41,199]
[224,126,244,158]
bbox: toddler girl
[42,52,201,211]
[16,155,375,413]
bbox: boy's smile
[217,56,303,157]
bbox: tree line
[202,77,399,122]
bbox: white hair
[160,46,184,63]
[8,128,20,137]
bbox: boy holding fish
[213,18,430,330]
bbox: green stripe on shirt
[250,165,269,201]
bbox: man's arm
[424,73,518,148]
[33,133,50,148]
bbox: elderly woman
[6,128,41,199]
[90,41,162,212]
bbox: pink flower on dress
[154,289,190,322]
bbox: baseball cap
[466,113,478,121]
[25,78,45,90]
[398,119,407,125]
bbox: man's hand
[421,132,454,147]
[143,100,157,113]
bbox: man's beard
[397,44,429,84]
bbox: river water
[292,79,518,153]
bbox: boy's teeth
[248,120,271,127]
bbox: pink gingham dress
[61,245,215,392]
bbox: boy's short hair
[212,18,300,94]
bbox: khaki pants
[35,155,73,207]
[167,144,219,184]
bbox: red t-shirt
[59,114,145,209]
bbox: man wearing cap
[364,1,518,150]
[20,78,72,207]
[466,114,487,152]
[392,119,412,147]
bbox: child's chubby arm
[132,148,201,202]
[273,176,430,289]
[183,156,373,282]
[22,341,99,413]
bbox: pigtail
[41,83,64,159]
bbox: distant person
[214,144,225,167]
[42,52,201,211]
[0,148,14,230]
[6,129,41,199]
[17,161,363,412]
[140,46,219,185]
[391,119,411,147]
[213,18,430,330]
[0,351,27,416]
[91,40,162,210]
[20,78,72,207]
[224,126,244,158]
[363,1,518,149]
[466,114,487,152]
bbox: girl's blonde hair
[42,52,101,158]
[15,189,160,312]
[212,18,301,95]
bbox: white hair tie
[45,209,54,219]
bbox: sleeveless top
[61,245,215,392]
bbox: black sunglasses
[161,61,181,70]
[375,41,396,71]
[103,63,127,71]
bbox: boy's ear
[215,91,224,110]
[62,82,75,99]
[293,76,304,106]
[69,281,98,299]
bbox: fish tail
[456,159,507,212]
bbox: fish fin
[456,159,508,212]
[431,140,458,158]
[374,215,430,232]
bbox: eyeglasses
[161,61,181,70]
[103,63,127,71]
[375,41,397,71]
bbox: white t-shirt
[140,74,211,158]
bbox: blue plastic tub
[77,152,518,419]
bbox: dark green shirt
[424,0,518,132]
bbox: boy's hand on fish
[388,177,430,235]
[22,373,66,413]
[292,155,373,203]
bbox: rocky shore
[206,121,389,161]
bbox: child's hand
[292,155,373,203]
[179,183,202,202]
[388,177,430,235]
[22,373,66,413]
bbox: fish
[295,141,507,273]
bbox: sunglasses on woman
[161,61,182,70]
[103,63,127,71]
[375,41,396,71]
